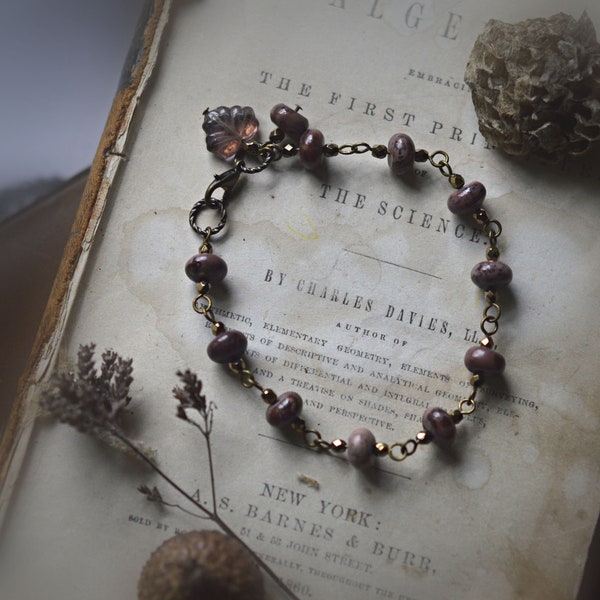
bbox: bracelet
[185,104,512,469]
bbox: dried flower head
[40,343,133,435]
[173,369,214,435]
[138,530,265,600]
[465,12,600,160]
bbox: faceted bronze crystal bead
[486,246,501,260]
[416,430,432,443]
[331,438,348,452]
[374,441,390,456]
[261,388,277,405]
[211,322,226,336]
[451,410,464,424]
[371,144,388,159]
[449,173,465,189]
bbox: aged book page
[1,1,599,599]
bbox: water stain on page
[452,450,491,490]
[118,207,195,360]
[502,414,597,600]
[503,540,563,600]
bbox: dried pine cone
[138,530,265,600]
[464,12,600,160]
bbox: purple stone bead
[299,129,325,170]
[347,428,376,469]
[266,391,303,427]
[464,346,505,375]
[207,330,247,364]
[447,181,486,215]
[270,103,309,139]
[422,407,456,444]
[471,260,513,290]
[387,133,415,176]
[185,254,228,284]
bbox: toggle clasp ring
[189,197,227,237]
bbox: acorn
[138,530,265,600]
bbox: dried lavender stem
[201,418,219,515]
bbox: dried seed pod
[464,12,600,161]
[138,530,265,600]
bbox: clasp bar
[204,166,242,203]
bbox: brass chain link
[428,150,452,176]
[425,150,466,188]
[287,418,336,450]
[459,384,479,415]
[192,280,218,325]
[337,142,376,155]
[473,208,505,340]
[389,439,419,462]
[228,359,261,389]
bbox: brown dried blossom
[173,369,214,435]
[40,343,133,435]
[138,530,265,600]
[137,485,163,504]
[465,12,600,160]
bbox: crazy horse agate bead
[207,330,248,364]
[299,129,325,170]
[387,133,415,176]
[347,428,376,469]
[464,346,505,376]
[266,391,303,427]
[471,260,512,290]
[185,254,228,284]
[422,407,456,444]
[270,103,309,139]
[447,181,486,215]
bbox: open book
[1,1,599,598]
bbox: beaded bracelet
[185,104,512,469]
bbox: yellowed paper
[1,1,599,599]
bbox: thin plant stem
[110,427,300,600]
[152,500,210,520]
[203,429,218,515]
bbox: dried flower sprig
[40,343,156,460]
[173,369,220,513]
[40,344,299,600]
[173,368,214,435]
[138,484,208,520]
[41,343,133,435]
